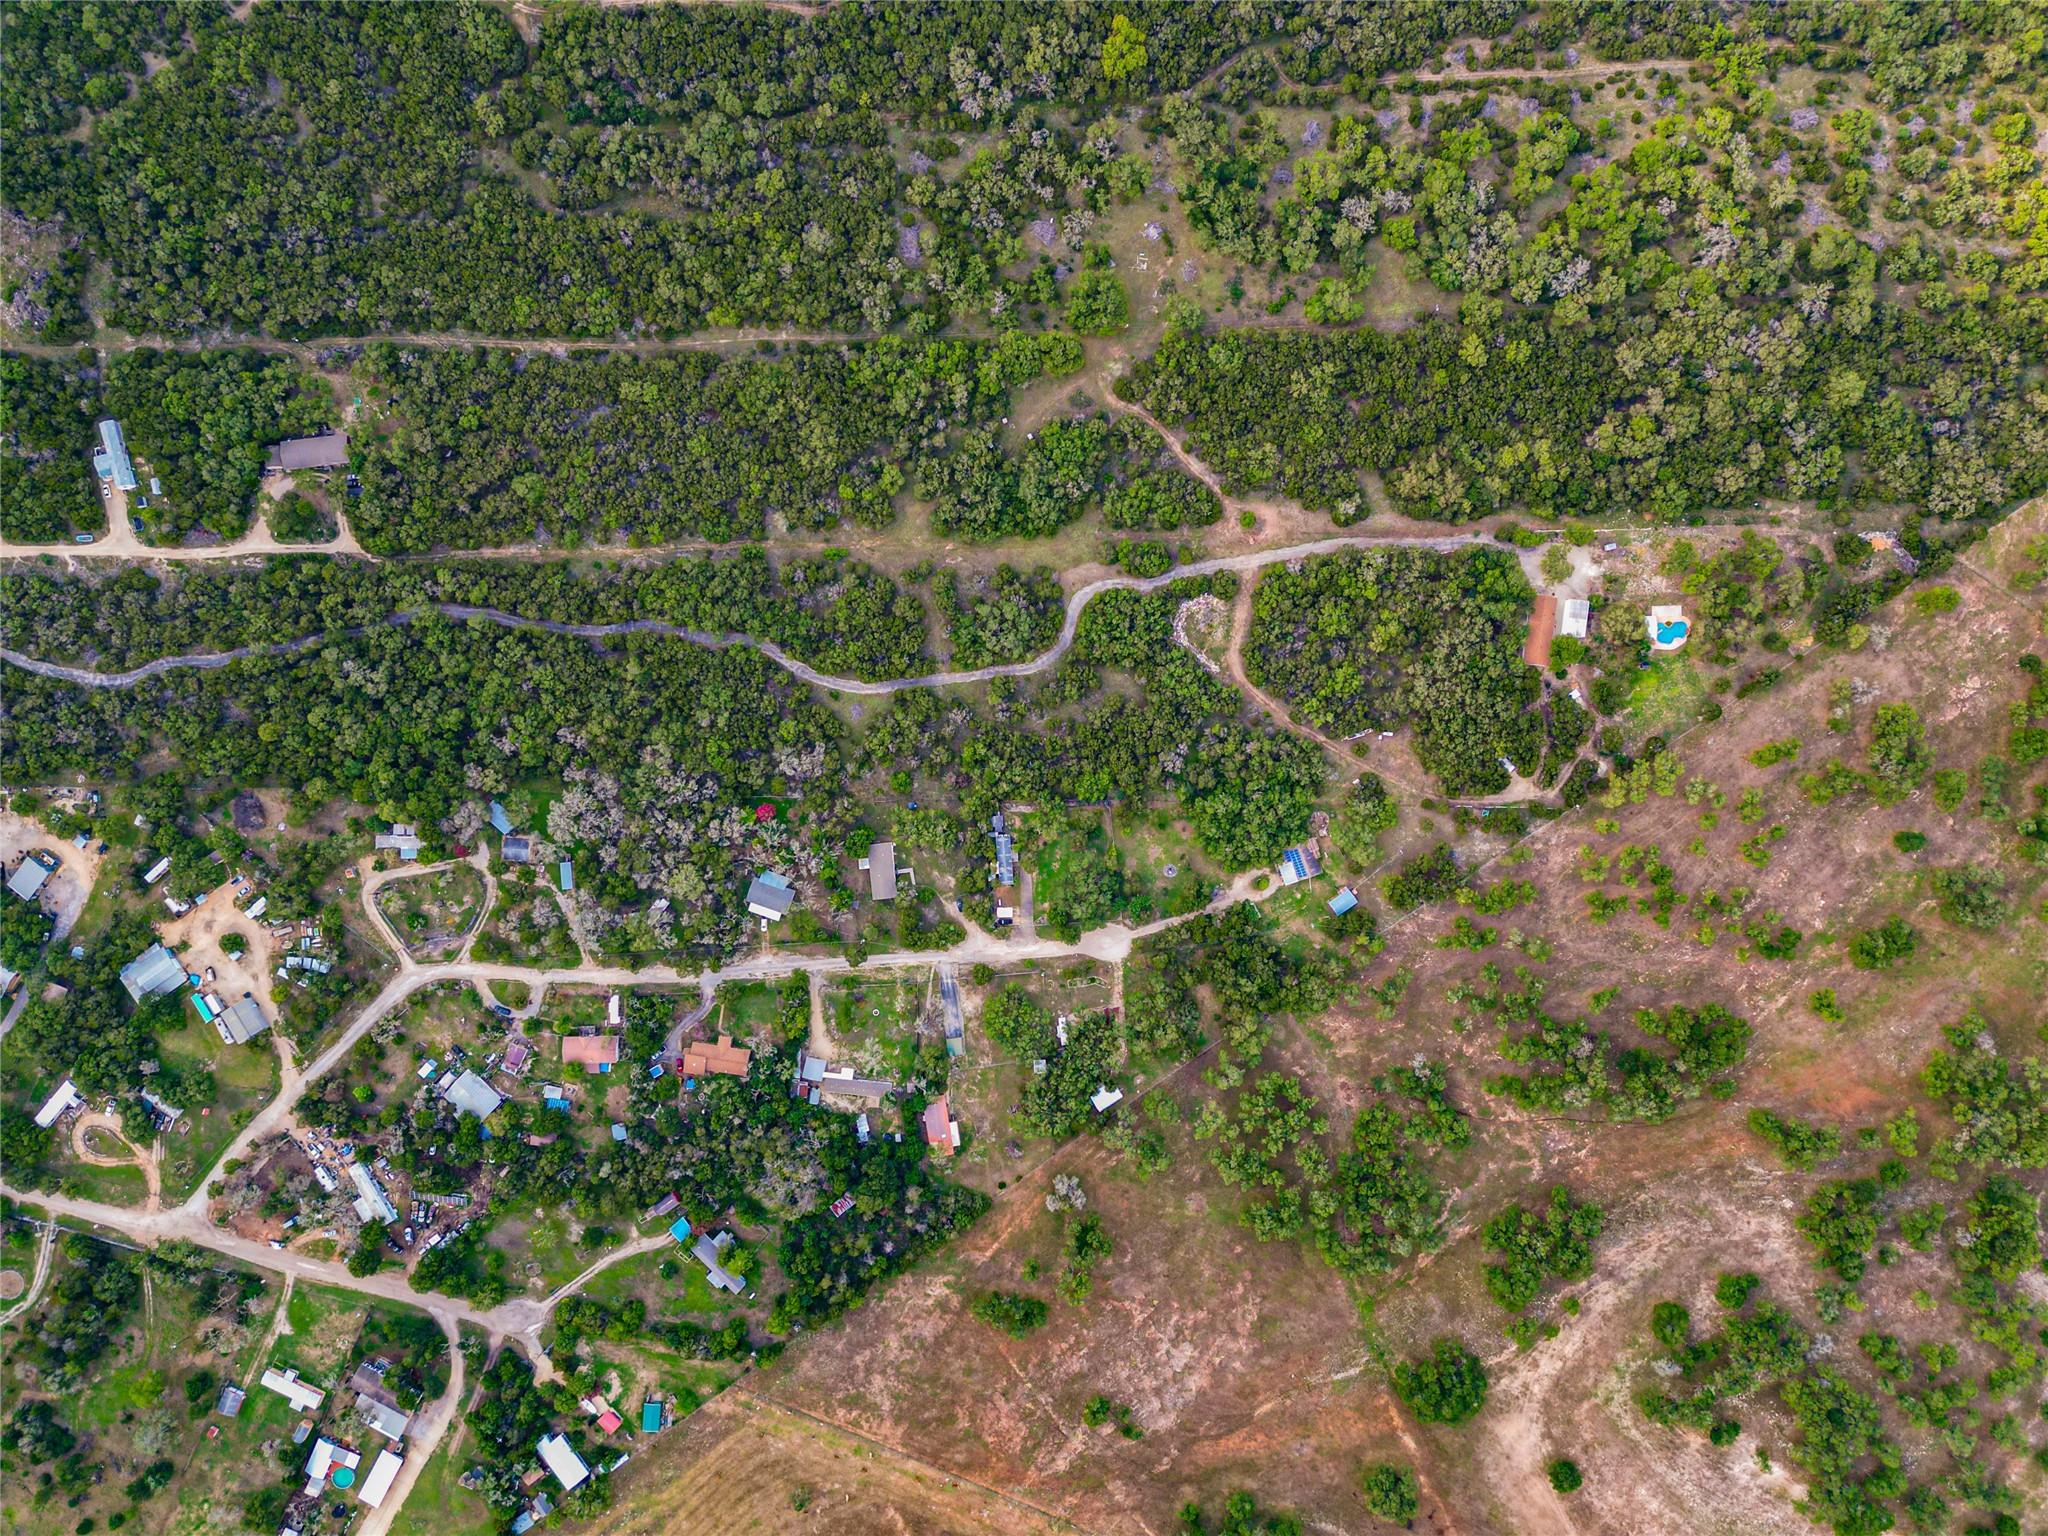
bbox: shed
[1522,594,1558,668]
[745,871,795,921]
[216,1384,246,1418]
[1327,887,1358,916]
[120,942,187,1002]
[1558,598,1590,639]
[216,996,272,1046]
[443,1070,504,1119]
[859,841,898,901]
[7,859,51,902]
[1091,1086,1125,1113]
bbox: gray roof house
[265,431,350,472]
[859,841,898,901]
[7,858,51,902]
[690,1230,747,1294]
[745,871,795,921]
[354,1393,412,1442]
[94,418,138,491]
[120,942,187,1003]
[501,836,532,864]
[216,996,272,1046]
[443,1069,504,1119]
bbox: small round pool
[332,1467,356,1489]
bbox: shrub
[1546,1458,1583,1493]
[1748,739,1800,767]
[970,1290,1049,1338]
[1390,1339,1488,1425]
[1891,830,1926,852]
[1381,845,1465,910]
[1912,586,1960,616]
[1847,917,1916,970]
[1065,270,1130,336]
[1808,988,1844,1022]
[1747,1108,1841,1171]
[1932,865,2011,929]
[1359,1462,1419,1522]
[1715,1272,1760,1309]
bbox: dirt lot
[159,877,278,1022]
[0,807,103,940]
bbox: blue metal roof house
[94,419,138,491]
[1328,887,1358,916]
[558,861,574,891]
[488,801,513,836]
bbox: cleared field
[596,1391,1073,1536]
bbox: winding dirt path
[0,1219,57,1328]
[1,532,1489,694]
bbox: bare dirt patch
[159,878,276,1017]
[0,807,103,938]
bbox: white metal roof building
[536,1433,590,1491]
[356,1394,412,1442]
[7,859,51,902]
[261,1367,327,1414]
[355,1448,404,1508]
[216,996,272,1046]
[33,1079,80,1128]
[443,1069,504,1119]
[349,1162,399,1226]
[120,942,187,1003]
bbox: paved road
[2,532,1488,695]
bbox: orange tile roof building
[681,1035,751,1078]
[921,1095,957,1158]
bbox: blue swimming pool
[1655,619,1689,645]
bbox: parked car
[130,516,145,534]
[73,532,94,543]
